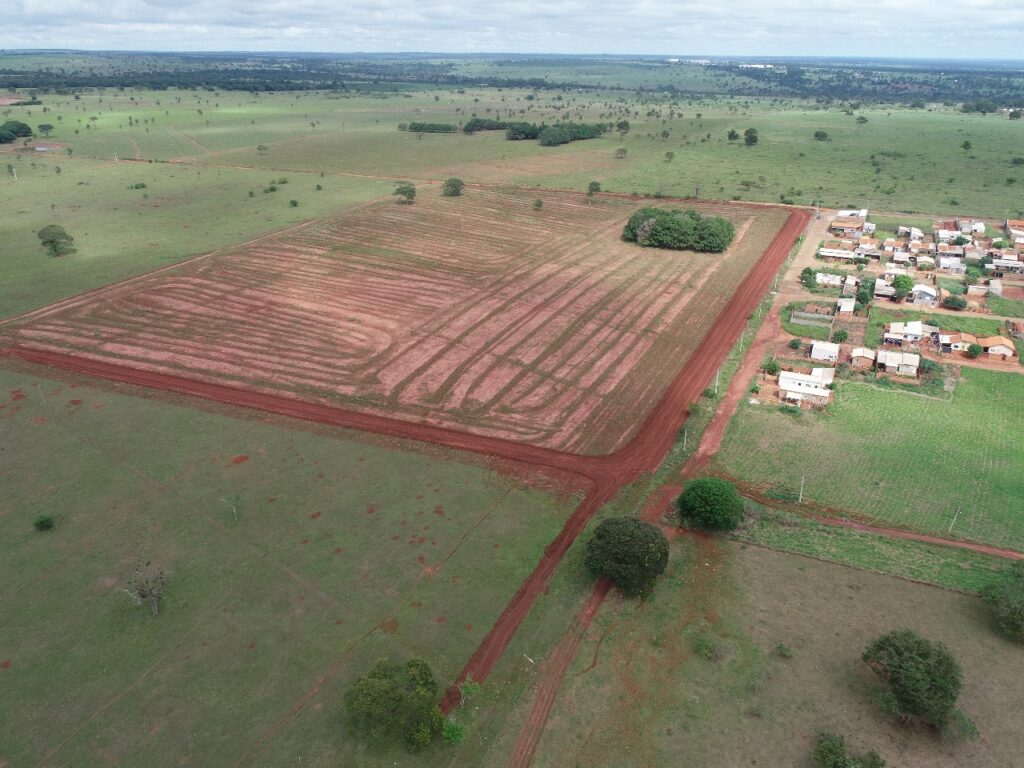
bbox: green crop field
[0,365,575,767]
[714,367,1024,550]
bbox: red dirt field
[0,196,808,758]
[2,188,785,456]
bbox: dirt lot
[3,188,788,456]
[517,542,1024,768]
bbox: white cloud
[3,0,1024,57]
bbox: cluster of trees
[812,733,885,768]
[37,224,75,257]
[344,659,444,752]
[505,121,606,146]
[0,119,32,143]
[622,208,735,253]
[462,117,509,134]
[402,122,456,133]
[960,100,1000,115]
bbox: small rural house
[815,272,843,288]
[938,256,965,274]
[842,275,860,296]
[884,321,926,346]
[818,247,858,262]
[850,347,876,368]
[810,341,840,363]
[876,350,920,377]
[910,284,938,307]
[978,336,1017,360]
[936,331,977,353]
[1005,219,1024,240]
[778,368,835,406]
[836,297,856,316]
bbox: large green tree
[677,478,744,530]
[891,274,914,299]
[393,182,416,204]
[982,562,1024,641]
[37,224,75,257]
[344,659,444,752]
[441,177,465,197]
[584,517,669,597]
[744,127,759,146]
[0,120,33,138]
[862,630,969,734]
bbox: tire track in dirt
[1,205,810,766]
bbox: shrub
[442,719,466,744]
[862,629,970,735]
[982,562,1024,641]
[762,358,781,376]
[533,199,543,210]
[966,343,983,358]
[942,295,967,310]
[33,514,55,532]
[623,207,735,253]
[677,477,744,531]
[774,643,794,659]
[833,329,849,343]
[441,177,465,197]
[344,659,444,752]
[692,633,722,660]
[813,732,885,768]
[584,517,669,597]
[788,338,803,350]
[289,199,298,207]
[393,182,416,204]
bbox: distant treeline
[402,122,456,133]
[507,122,607,145]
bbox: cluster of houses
[882,320,1016,361]
[819,209,1024,287]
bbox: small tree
[966,343,983,358]
[393,182,416,204]
[289,199,299,207]
[664,151,675,162]
[813,732,885,768]
[862,629,972,737]
[441,177,465,197]
[33,514,55,532]
[942,294,967,310]
[800,266,816,288]
[38,123,54,137]
[814,130,829,141]
[744,128,759,146]
[677,477,744,531]
[584,517,669,597]
[961,140,972,152]
[788,338,803,350]
[727,129,740,141]
[762,358,781,376]
[833,329,849,343]
[891,274,914,299]
[124,560,168,617]
[982,562,1024,641]
[615,147,628,159]
[533,198,543,211]
[587,180,601,197]
[37,224,75,257]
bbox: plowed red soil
[0,198,809,731]
[3,189,783,456]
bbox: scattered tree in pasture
[744,127,759,146]
[664,151,675,162]
[37,224,75,257]
[393,181,416,204]
[289,199,298,207]
[124,560,169,617]
[812,732,885,768]
[677,477,744,531]
[441,177,465,197]
[982,562,1024,641]
[814,130,829,141]
[33,514,55,532]
[615,147,627,158]
[727,129,740,141]
[584,517,669,597]
[344,659,444,752]
[862,629,975,739]
[38,123,54,136]
[961,140,972,152]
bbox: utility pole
[948,506,961,534]
[682,428,688,452]
[798,474,805,504]
[714,368,720,395]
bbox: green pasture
[714,367,1024,550]
[0,366,573,767]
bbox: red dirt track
[2,205,808,707]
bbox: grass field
[714,367,1024,550]
[5,88,1024,324]
[0,365,576,767]
[494,541,1024,768]
[987,293,1024,318]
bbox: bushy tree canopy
[982,562,1024,641]
[393,182,416,204]
[584,517,669,597]
[891,274,914,298]
[344,659,444,752]
[37,224,75,257]
[623,208,735,253]
[862,629,963,729]
[677,478,744,530]
[0,120,33,138]
[442,177,465,197]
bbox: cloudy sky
[5,0,1024,58]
